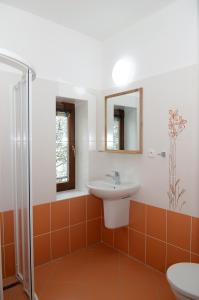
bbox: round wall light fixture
[112,58,135,87]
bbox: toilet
[167,263,199,300]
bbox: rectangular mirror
[105,88,143,153]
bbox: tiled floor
[4,284,28,300]
[34,244,175,300]
[3,276,28,300]
[4,244,175,300]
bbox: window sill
[56,189,89,201]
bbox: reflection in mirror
[105,88,143,153]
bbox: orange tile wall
[33,195,102,266]
[101,200,199,272]
[0,195,102,277]
[1,198,199,278]
[0,211,15,278]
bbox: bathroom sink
[87,180,140,200]
[87,180,140,229]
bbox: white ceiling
[0,0,175,40]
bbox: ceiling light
[112,58,135,87]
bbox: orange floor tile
[34,244,175,300]
[3,244,175,300]
[4,284,28,300]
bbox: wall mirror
[105,88,143,154]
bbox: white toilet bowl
[167,263,199,300]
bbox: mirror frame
[105,87,143,154]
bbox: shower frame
[0,49,37,300]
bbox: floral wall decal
[168,109,187,210]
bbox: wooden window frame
[56,101,75,192]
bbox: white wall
[95,0,199,216]
[0,70,97,210]
[0,3,102,90]
[0,0,199,218]
[31,79,57,205]
[32,78,97,205]
[75,101,89,191]
[94,65,199,216]
[0,2,100,209]
[102,0,198,89]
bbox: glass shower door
[12,70,37,300]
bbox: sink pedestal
[103,197,131,229]
[87,180,140,230]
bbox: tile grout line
[128,201,131,256]
[2,213,6,278]
[145,205,147,264]
[1,247,5,278]
[68,199,71,253]
[2,242,15,247]
[129,226,191,254]
[127,226,130,255]
[104,239,165,275]
[166,242,191,253]
[100,202,103,242]
[1,213,3,245]
[190,217,192,262]
[165,209,168,272]
[86,216,102,223]
[70,217,101,228]
[85,196,88,248]
[129,227,145,236]
[33,219,101,238]
[49,201,52,260]
[100,217,102,242]
[191,251,199,257]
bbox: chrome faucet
[106,170,120,185]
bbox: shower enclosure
[0,49,37,300]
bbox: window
[113,109,124,150]
[56,101,75,191]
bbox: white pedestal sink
[87,180,140,229]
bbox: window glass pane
[113,116,120,150]
[56,111,69,183]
